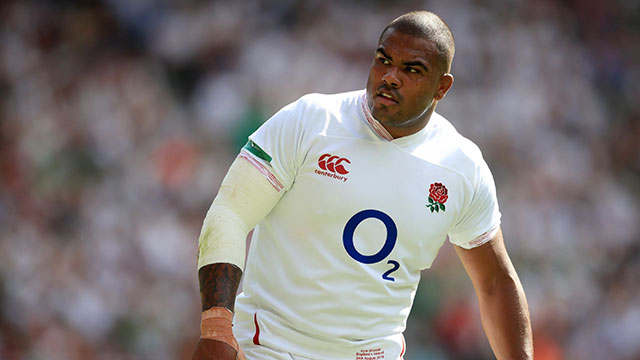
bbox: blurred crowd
[0,0,638,359]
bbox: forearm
[193,263,244,359]
[476,273,533,360]
[198,263,243,312]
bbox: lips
[376,86,399,106]
[376,92,398,106]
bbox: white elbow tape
[197,153,282,270]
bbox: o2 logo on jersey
[343,209,400,282]
[318,154,350,175]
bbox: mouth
[376,90,399,106]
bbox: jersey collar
[359,92,436,144]
[360,93,395,141]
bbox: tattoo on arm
[198,263,243,312]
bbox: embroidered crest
[427,182,448,213]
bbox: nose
[382,68,401,88]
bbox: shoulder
[263,90,363,131]
[293,90,363,113]
[279,90,364,136]
[422,112,489,183]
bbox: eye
[378,57,391,65]
[406,67,421,74]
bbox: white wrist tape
[197,153,282,270]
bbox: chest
[275,135,469,271]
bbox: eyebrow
[376,48,429,72]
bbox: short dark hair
[379,11,455,73]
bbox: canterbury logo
[315,153,351,182]
[318,154,350,174]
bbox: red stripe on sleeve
[239,151,284,192]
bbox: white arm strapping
[197,155,282,270]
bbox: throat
[378,104,435,139]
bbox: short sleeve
[243,96,308,192]
[448,158,502,249]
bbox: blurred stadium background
[0,0,638,359]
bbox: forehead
[378,28,438,63]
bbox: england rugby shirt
[232,89,501,359]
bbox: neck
[381,102,436,139]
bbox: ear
[434,73,454,100]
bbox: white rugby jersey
[233,89,501,360]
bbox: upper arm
[247,95,311,191]
[197,154,284,270]
[453,227,518,295]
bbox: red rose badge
[427,182,448,213]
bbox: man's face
[366,28,453,135]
